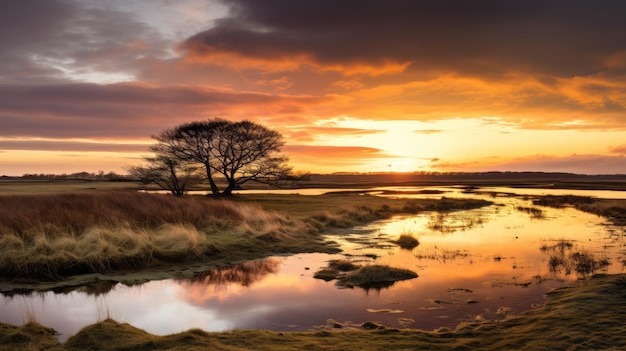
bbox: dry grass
[0,180,137,195]
[533,195,626,225]
[313,259,361,282]
[0,192,322,280]
[516,206,545,219]
[314,262,418,290]
[234,193,492,220]
[337,265,418,289]
[0,191,493,285]
[328,259,361,271]
[541,239,610,276]
[394,234,420,249]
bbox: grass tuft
[394,234,420,250]
[338,265,418,289]
[541,239,609,276]
[314,263,418,290]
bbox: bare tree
[136,119,294,196]
[156,119,229,196]
[212,120,291,196]
[128,142,203,196]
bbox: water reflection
[0,186,625,341]
[179,258,281,287]
[427,211,487,233]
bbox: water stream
[1,187,625,341]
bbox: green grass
[2,274,626,350]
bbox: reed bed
[533,195,626,225]
[0,192,305,280]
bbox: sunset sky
[1,0,625,176]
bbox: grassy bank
[0,191,491,288]
[0,191,326,282]
[1,273,625,350]
[533,195,626,226]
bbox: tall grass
[0,192,302,279]
[533,196,626,225]
[0,192,496,281]
[540,239,609,276]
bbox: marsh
[1,185,624,344]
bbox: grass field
[0,180,137,194]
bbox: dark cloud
[0,139,147,153]
[0,83,331,139]
[0,0,169,84]
[182,0,626,78]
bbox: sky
[1,0,625,176]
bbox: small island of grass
[314,260,418,290]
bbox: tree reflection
[178,258,281,287]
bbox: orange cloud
[433,154,626,175]
[284,145,400,172]
[181,44,411,77]
[610,145,626,155]
[414,129,443,135]
[316,72,626,130]
[280,126,385,143]
[551,75,626,108]
[0,138,148,153]
[0,83,333,139]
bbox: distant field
[0,180,139,194]
[2,171,626,194]
[303,173,626,191]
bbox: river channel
[1,186,625,341]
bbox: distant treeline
[315,171,626,180]
[305,171,626,190]
[2,171,130,181]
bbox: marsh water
[1,187,625,341]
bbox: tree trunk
[222,181,236,196]
[204,163,220,196]
[221,175,238,196]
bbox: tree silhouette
[212,120,291,195]
[128,142,203,196]
[135,119,293,196]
